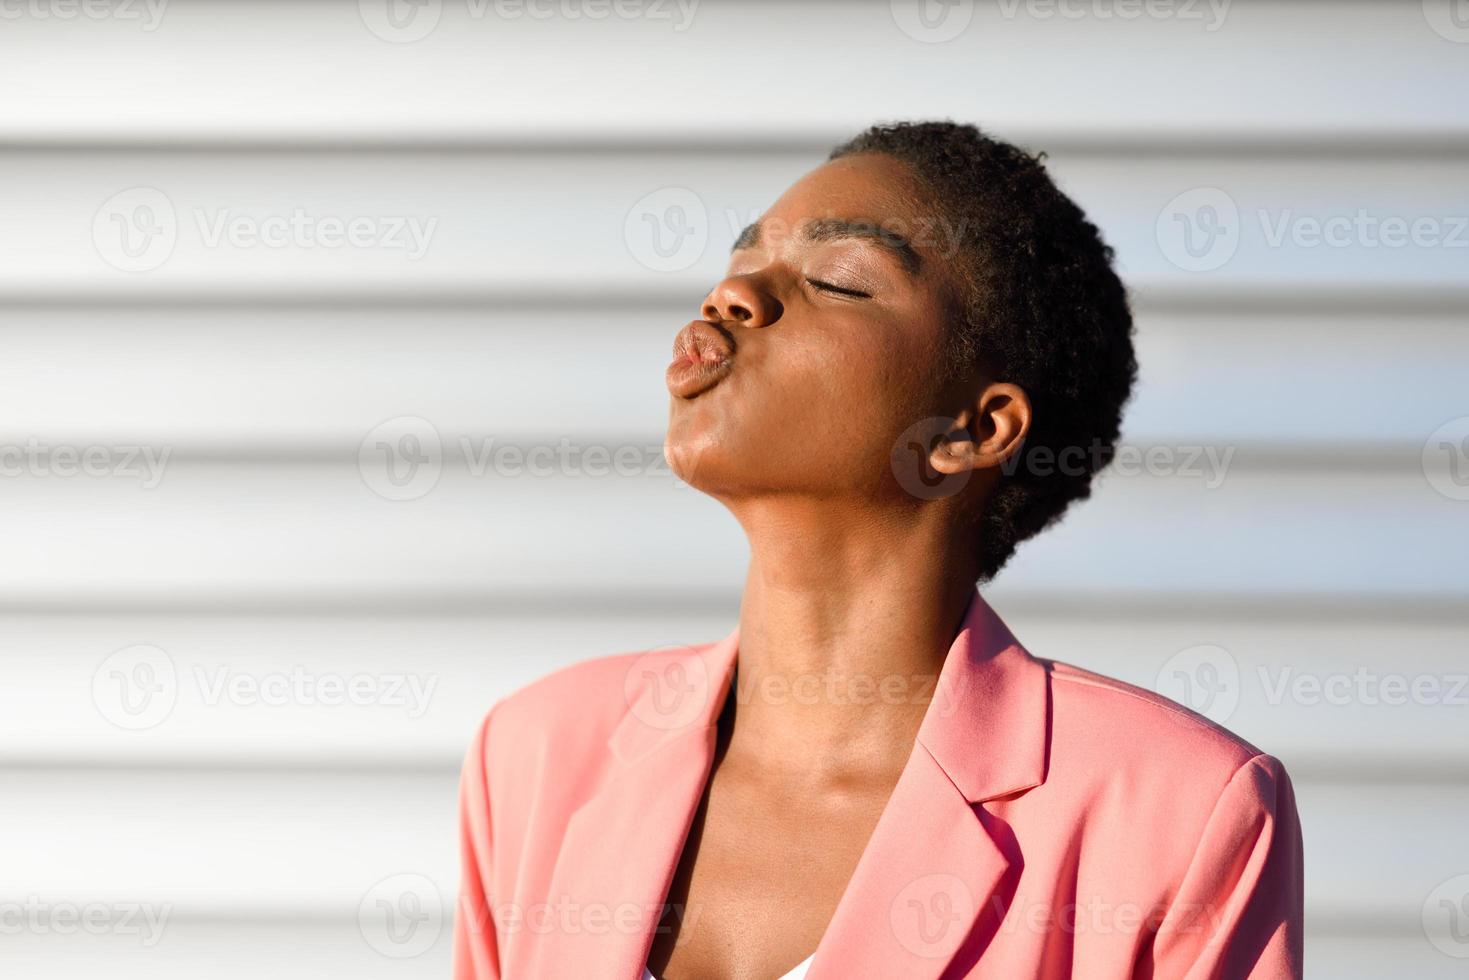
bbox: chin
[663,426,733,494]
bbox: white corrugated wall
[1,1,1467,976]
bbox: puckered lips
[666,320,735,399]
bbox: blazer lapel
[529,589,1048,980]
[528,632,740,980]
[806,590,1050,980]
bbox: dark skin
[650,153,1032,980]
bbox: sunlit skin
[649,153,1033,980]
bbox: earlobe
[928,416,981,476]
[931,383,1031,474]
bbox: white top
[643,954,813,980]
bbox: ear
[929,382,1032,476]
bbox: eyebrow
[732,218,923,276]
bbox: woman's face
[664,152,971,505]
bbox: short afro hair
[830,121,1137,581]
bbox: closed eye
[806,278,872,299]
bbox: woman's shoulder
[470,641,717,765]
[1039,657,1290,805]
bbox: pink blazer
[453,590,1303,979]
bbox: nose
[701,274,781,328]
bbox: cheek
[663,316,946,495]
[752,326,939,473]
[805,321,940,435]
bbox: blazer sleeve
[1150,753,1305,979]
[452,705,502,980]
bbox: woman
[453,122,1303,979]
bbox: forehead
[745,154,967,283]
[761,153,938,234]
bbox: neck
[722,497,980,781]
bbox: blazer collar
[916,588,1049,803]
[606,588,1048,799]
[529,588,1051,980]
[606,630,741,767]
